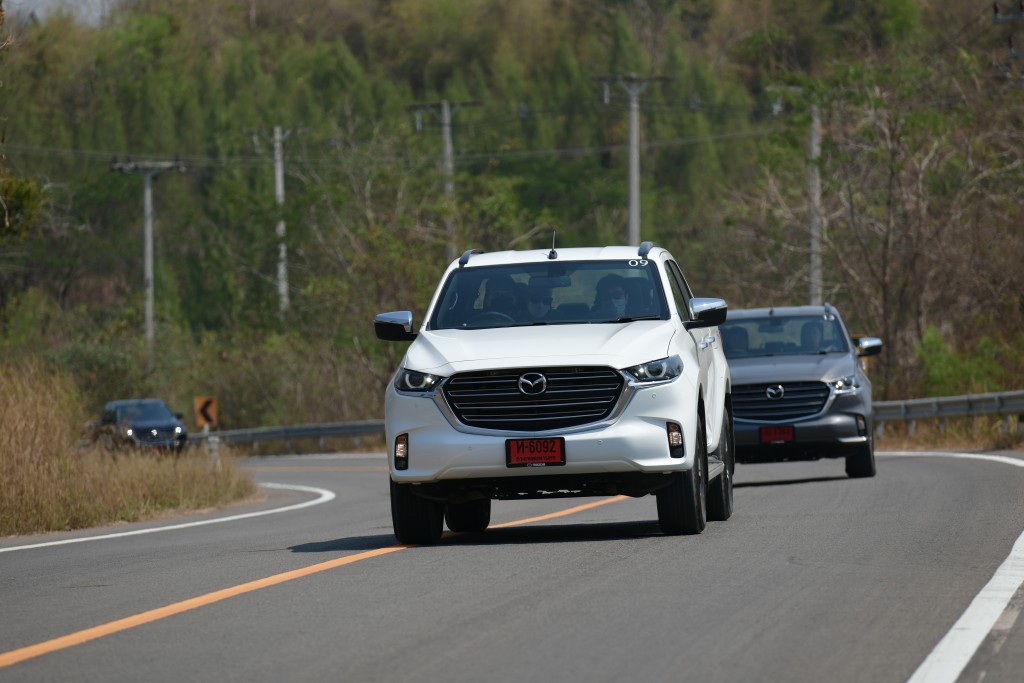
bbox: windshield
[428,260,669,330]
[115,401,174,423]
[720,315,850,358]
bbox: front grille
[733,382,830,421]
[442,366,624,431]
[136,428,176,443]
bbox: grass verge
[1,360,259,538]
[876,414,1024,453]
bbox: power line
[3,126,793,171]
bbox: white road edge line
[0,483,334,554]
[879,451,1024,683]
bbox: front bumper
[130,435,187,451]
[385,377,700,483]
[734,409,869,462]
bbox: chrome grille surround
[732,381,832,422]
[441,366,626,431]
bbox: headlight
[175,426,183,435]
[624,356,683,383]
[125,428,134,437]
[829,375,861,394]
[395,369,443,393]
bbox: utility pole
[252,126,293,316]
[408,100,480,261]
[808,104,823,306]
[273,126,291,314]
[441,101,455,261]
[110,157,186,373]
[596,74,670,246]
[768,85,824,305]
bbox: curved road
[2,450,1024,683]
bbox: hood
[406,321,676,374]
[121,418,183,431]
[727,352,856,385]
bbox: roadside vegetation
[0,1,1021,439]
[0,361,258,537]
[878,416,1024,453]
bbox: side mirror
[174,412,184,420]
[686,298,728,329]
[375,311,418,342]
[857,337,883,357]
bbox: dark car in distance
[94,398,188,452]
[719,304,882,478]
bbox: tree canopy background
[2,0,1022,428]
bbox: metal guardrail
[191,391,1024,449]
[874,390,1024,421]
[193,419,384,451]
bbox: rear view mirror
[857,337,883,357]
[687,298,728,328]
[375,311,417,342]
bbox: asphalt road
[2,450,1024,683]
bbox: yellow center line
[490,495,627,528]
[0,496,626,669]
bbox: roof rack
[638,241,656,259]
[458,249,484,267]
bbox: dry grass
[876,415,1024,452]
[0,361,259,538]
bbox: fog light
[856,414,867,436]
[394,434,409,470]
[667,422,685,458]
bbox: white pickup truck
[375,243,734,544]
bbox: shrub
[0,360,257,537]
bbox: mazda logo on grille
[518,372,548,395]
[766,385,785,400]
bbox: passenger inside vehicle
[801,320,824,353]
[723,327,749,356]
[591,274,629,319]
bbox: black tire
[707,405,735,522]
[390,479,445,544]
[657,416,708,535]
[445,498,492,532]
[845,436,877,478]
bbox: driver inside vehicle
[482,275,519,317]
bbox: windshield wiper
[599,315,661,323]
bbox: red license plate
[760,426,795,444]
[506,438,566,467]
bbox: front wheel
[390,479,444,544]
[445,498,491,532]
[707,405,735,522]
[845,438,877,478]
[657,417,708,535]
